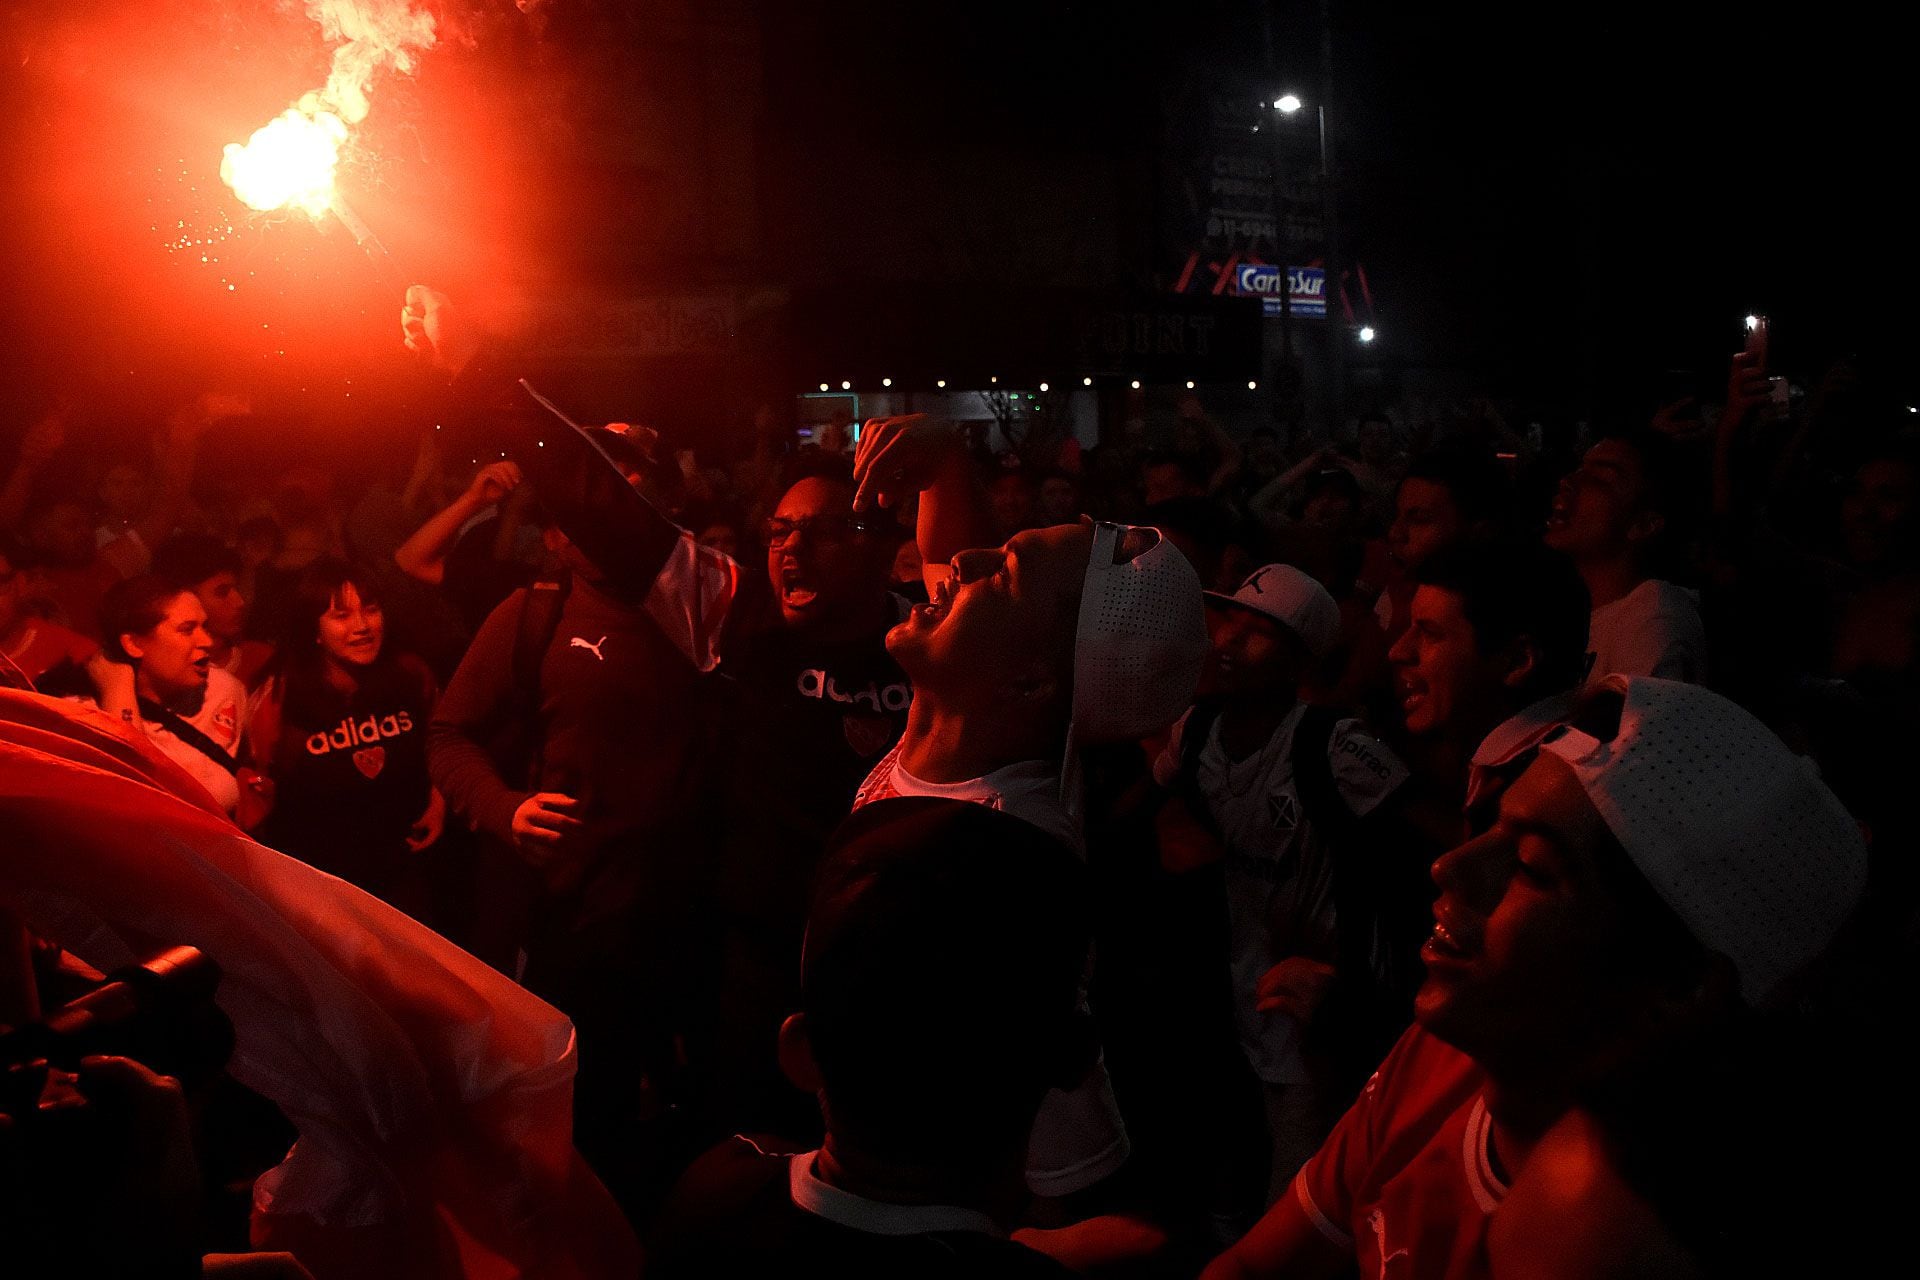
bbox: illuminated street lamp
[1358,325,1376,344]
[1273,93,1302,114]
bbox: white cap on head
[1541,675,1868,1004]
[1070,522,1208,744]
[1205,564,1342,659]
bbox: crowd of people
[2,287,1913,1277]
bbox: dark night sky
[1336,1,1907,397]
[1,0,1906,423]
[760,0,1909,406]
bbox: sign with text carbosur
[1233,264,1327,319]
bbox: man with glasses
[708,465,918,1135]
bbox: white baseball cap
[1205,564,1342,659]
[1541,675,1868,1004]
[1069,521,1208,744]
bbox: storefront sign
[1232,264,1327,319]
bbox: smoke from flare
[219,1,437,217]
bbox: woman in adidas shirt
[249,560,444,910]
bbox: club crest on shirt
[352,747,386,780]
[1268,791,1300,832]
[211,701,238,742]
[842,712,899,759]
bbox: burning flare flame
[221,98,349,217]
[219,1,435,218]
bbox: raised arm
[853,414,994,594]
[1188,404,1246,494]
[1711,349,1772,529]
[133,393,241,553]
[403,285,687,599]
[1248,443,1336,528]
[394,460,521,586]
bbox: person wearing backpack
[1152,564,1427,1204]
[424,418,752,1220]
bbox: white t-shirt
[852,742,1081,855]
[137,668,250,815]
[850,742,1123,1197]
[1586,579,1707,686]
[1154,704,1406,1084]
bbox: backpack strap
[137,696,240,777]
[490,575,570,791]
[1289,704,1361,850]
[1288,704,1371,983]
[513,575,571,695]
[1172,699,1228,842]
[1291,705,1426,1087]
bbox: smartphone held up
[1743,313,1791,413]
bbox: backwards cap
[1541,676,1868,1004]
[1069,522,1208,745]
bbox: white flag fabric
[0,689,638,1278]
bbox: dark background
[0,0,1906,446]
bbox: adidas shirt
[1154,704,1406,1083]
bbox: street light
[1270,83,1341,428]
[1358,326,1376,344]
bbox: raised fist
[401,285,480,374]
[852,414,960,512]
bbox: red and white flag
[0,690,638,1278]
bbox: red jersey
[1293,1025,1507,1280]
